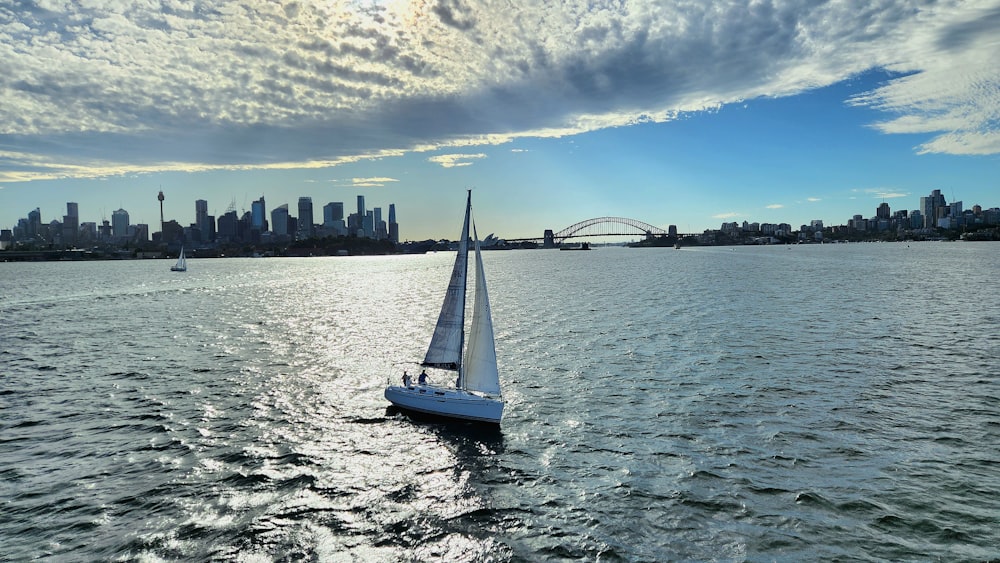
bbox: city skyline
[1,2,999,240]
[5,186,996,248]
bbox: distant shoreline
[3,237,998,263]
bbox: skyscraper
[112,208,130,240]
[324,201,344,223]
[347,213,362,236]
[297,197,314,239]
[920,189,946,229]
[388,203,398,243]
[373,207,383,239]
[217,210,238,242]
[27,208,41,240]
[251,196,267,232]
[63,202,79,246]
[196,199,209,241]
[323,201,346,236]
[132,224,150,243]
[364,210,374,239]
[271,204,289,238]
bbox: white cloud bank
[0,0,998,182]
[428,153,487,168]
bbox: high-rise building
[388,204,398,243]
[876,202,890,220]
[160,220,184,244]
[196,199,210,241]
[45,219,59,242]
[133,224,150,243]
[324,202,344,224]
[920,189,946,228]
[364,210,374,239]
[271,204,289,238]
[357,195,365,223]
[217,210,239,242]
[251,196,267,232]
[98,220,112,241]
[373,207,383,239]
[63,202,79,246]
[112,208,130,240]
[27,208,41,240]
[322,202,346,236]
[79,222,97,244]
[298,197,314,239]
[347,213,362,236]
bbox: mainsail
[462,222,501,395]
[422,192,471,370]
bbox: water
[2,243,998,562]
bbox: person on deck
[418,370,428,385]
[402,371,412,387]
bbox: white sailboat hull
[385,385,504,424]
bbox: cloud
[864,188,909,199]
[713,212,740,220]
[854,187,909,199]
[848,4,1000,155]
[349,177,399,187]
[428,153,486,168]
[766,204,784,209]
[807,198,822,202]
[0,1,998,182]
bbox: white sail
[171,246,187,271]
[422,192,471,370]
[461,222,501,395]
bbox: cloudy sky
[1,0,998,240]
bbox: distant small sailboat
[170,246,187,271]
[384,191,504,424]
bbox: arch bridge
[551,217,669,243]
[503,217,683,245]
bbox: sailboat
[170,246,187,271]
[384,191,504,424]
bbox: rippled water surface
[2,243,998,561]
